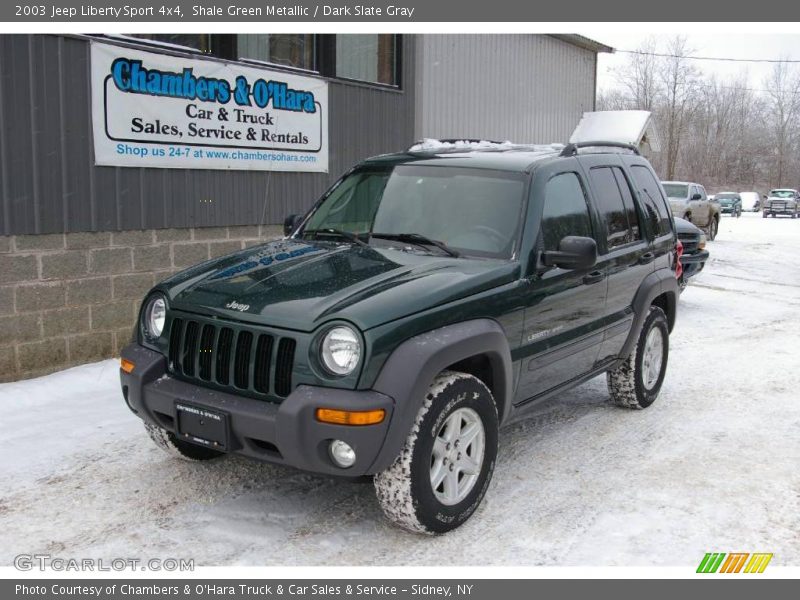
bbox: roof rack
[559,141,641,157]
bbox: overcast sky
[592,33,800,94]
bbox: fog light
[329,439,356,468]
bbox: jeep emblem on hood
[225,300,250,312]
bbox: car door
[578,157,655,364]
[694,185,711,226]
[515,166,607,405]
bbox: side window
[541,172,593,252]
[630,165,672,237]
[699,186,707,201]
[613,168,641,241]
[589,166,632,250]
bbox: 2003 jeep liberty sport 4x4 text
[120,134,681,534]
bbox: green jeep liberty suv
[120,139,680,534]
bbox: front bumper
[764,205,796,214]
[120,344,395,477]
[680,249,709,279]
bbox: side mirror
[763,194,768,199]
[542,236,597,270]
[283,214,303,236]
[691,193,702,200]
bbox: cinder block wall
[0,225,282,382]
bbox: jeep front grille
[167,317,295,399]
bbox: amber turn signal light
[315,408,385,426]
[120,358,135,374]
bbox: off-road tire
[374,371,499,535]
[607,306,670,410]
[145,423,225,461]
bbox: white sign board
[570,110,659,151]
[90,42,328,172]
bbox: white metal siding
[414,35,596,145]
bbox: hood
[161,239,519,332]
[674,217,702,236]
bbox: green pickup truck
[120,139,680,534]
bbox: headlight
[143,294,166,340]
[698,234,707,250]
[320,326,361,376]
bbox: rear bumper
[120,344,395,477]
[680,249,709,279]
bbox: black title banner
[4,0,800,22]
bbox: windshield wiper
[303,228,369,248]
[371,232,461,257]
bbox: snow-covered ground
[1,212,798,566]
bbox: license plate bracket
[175,402,228,451]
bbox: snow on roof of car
[407,138,564,154]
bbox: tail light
[675,240,684,279]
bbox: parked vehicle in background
[662,181,721,240]
[715,192,742,217]
[674,217,708,291]
[739,192,760,212]
[763,189,800,218]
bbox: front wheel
[607,306,670,409]
[374,371,499,534]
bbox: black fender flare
[619,269,679,360]
[367,319,513,474]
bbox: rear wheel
[145,423,225,461]
[607,306,670,409]
[707,217,718,240]
[374,371,498,534]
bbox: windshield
[663,184,689,199]
[300,165,528,259]
[769,190,795,198]
[716,194,737,201]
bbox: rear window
[631,166,672,237]
[589,166,641,250]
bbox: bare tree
[763,60,800,187]
[659,36,700,180]
[613,36,660,111]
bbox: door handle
[583,270,605,285]
[638,252,655,265]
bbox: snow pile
[408,138,564,154]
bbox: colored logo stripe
[719,553,749,573]
[744,553,773,573]
[697,552,773,573]
[697,553,726,573]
